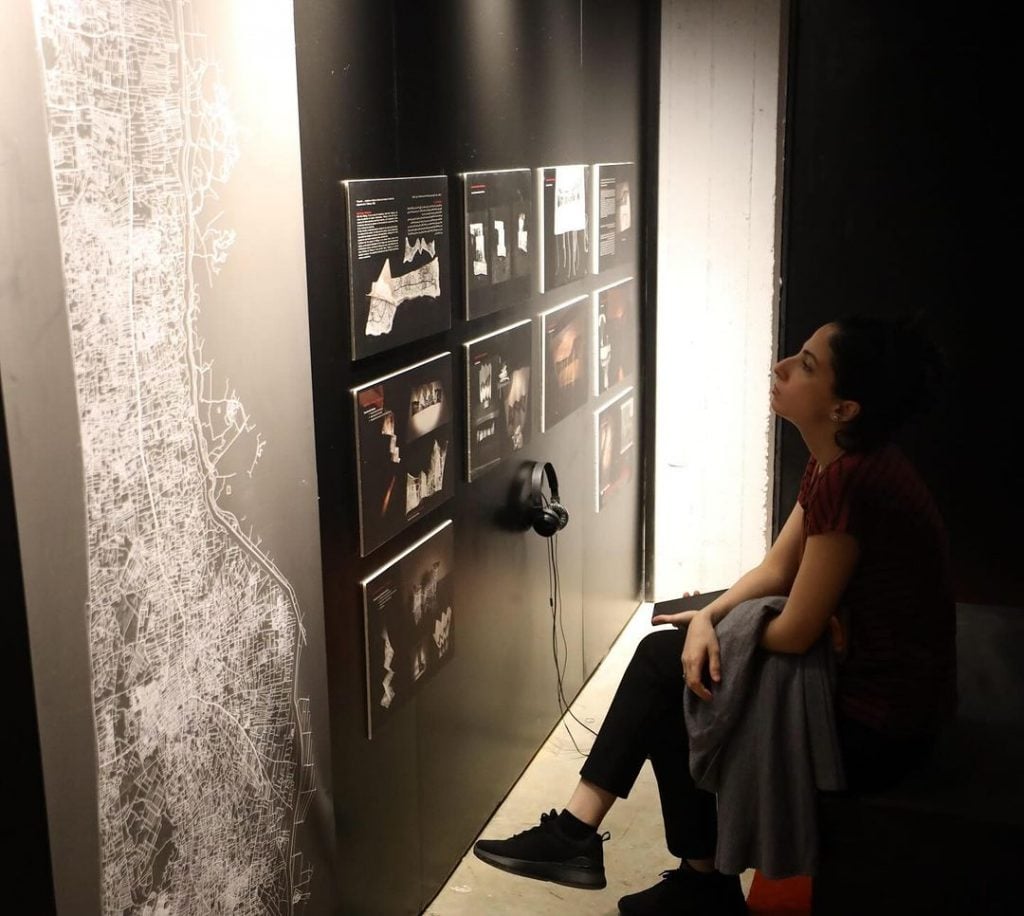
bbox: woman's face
[770,324,840,428]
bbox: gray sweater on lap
[684,596,845,878]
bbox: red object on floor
[744,871,812,914]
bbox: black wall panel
[293,2,650,912]
[778,1,1018,605]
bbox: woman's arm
[760,530,859,653]
[652,502,807,699]
[701,501,806,623]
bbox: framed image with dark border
[343,174,452,360]
[464,318,533,481]
[594,277,637,395]
[361,519,455,738]
[463,169,533,320]
[595,386,636,512]
[352,353,454,556]
[538,164,592,293]
[540,295,589,433]
[592,161,636,273]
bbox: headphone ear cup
[549,501,569,531]
[532,506,561,538]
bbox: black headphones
[528,461,569,537]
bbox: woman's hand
[681,611,721,701]
[650,590,702,629]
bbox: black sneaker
[617,865,747,915]
[472,809,608,889]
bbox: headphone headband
[531,460,560,505]
[527,461,568,536]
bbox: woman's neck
[801,426,845,472]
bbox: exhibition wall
[294,1,649,913]
[2,1,649,913]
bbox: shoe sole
[472,846,607,890]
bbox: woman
[473,316,956,915]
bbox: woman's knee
[633,628,685,667]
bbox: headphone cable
[544,507,597,754]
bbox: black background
[293,1,648,912]
[776,1,1019,607]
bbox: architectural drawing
[28,1,320,911]
[344,175,451,359]
[361,521,455,738]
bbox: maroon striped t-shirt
[797,444,957,735]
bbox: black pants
[580,629,717,860]
[579,629,937,861]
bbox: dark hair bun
[829,312,946,451]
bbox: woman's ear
[832,399,861,424]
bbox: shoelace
[511,811,611,844]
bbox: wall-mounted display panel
[540,295,590,433]
[353,353,454,556]
[592,161,636,273]
[595,387,636,511]
[594,277,638,395]
[464,319,533,481]
[362,520,455,739]
[343,175,452,360]
[538,165,592,292]
[0,1,338,911]
[463,169,533,320]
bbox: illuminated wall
[653,0,785,598]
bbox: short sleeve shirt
[797,445,956,735]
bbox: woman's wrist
[698,605,721,626]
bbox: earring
[831,413,841,422]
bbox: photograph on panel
[541,295,590,432]
[353,353,454,555]
[463,169,533,320]
[343,174,451,360]
[595,277,638,395]
[464,319,533,480]
[362,520,455,738]
[593,161,636,273]
[595,387,637,511]
[539,164,591,292]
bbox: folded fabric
[684,596,845,878]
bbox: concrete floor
[425,603,754,915]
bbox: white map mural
[30,1,319,911]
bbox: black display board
[594,277,637,395]
[540,295,591,432]
[593,161,636,273]
[352,353,455,555]
[539,165,592,292]
[343,175,452,360]
[362,520,455,738]
[292,2,651,912]
[464,319,533,481]
[463,169,533,320]
[595,387,636,511]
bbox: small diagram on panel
[343,174,452,360]
[592,161,637,273]
[464,319,533,480]
[594,277,638,395]
[462,168,533,320]
[541,295,590,433]
[353,353,455,555]
[362,520,455,738]
[595,387,636,512]
[539,164,591,292]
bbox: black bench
[813,603,1024,915]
